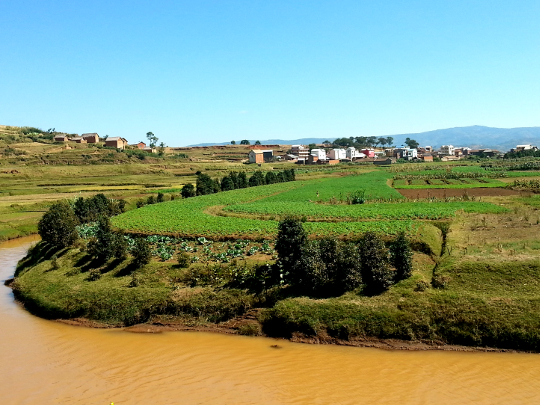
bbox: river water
[2,236,540,404]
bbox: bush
[177,252,191,268]
[275,217,308,286]
[147,195,156,205]
[181,183,196,198]
[38,201,79,248]
[389,232,413,281]
[359,232,394,294]
[132,238,152,269]
[157,192,164,203]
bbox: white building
[328,148,347,160]
[346,147,366,160]
[440,145,455,156]
[516,144,533,151]
[310,148,327,160]
[394,148,418,159]
[291,145,309,161]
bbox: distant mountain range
[189,126,540,151]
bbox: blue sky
[1,0,539,146]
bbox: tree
[240,140,250,145]
[146,132,159,148]
[308,143,317,150]
[157,192,165,203]
[405,137,419,149]
[231,140,236,145]
[323,140,331,145]
[132,237,151,269]
[88,216,127,263]
[181,183,196,198]
[158,141,166,156]
[237,172,248,188]
[265,171,277,184]
[389,232,413,281]
[367,136,377,147]
[386,137,394,147]
[275,217,308,286]
[196,173,216,195]
[38,201,79,248]
[220,176,234,191]
[255,140,261,145]
[249,171,266,187]
[358,232,394,294]
[378,137,387,148]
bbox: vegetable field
[113,170,507,240]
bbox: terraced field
[113,170,507,240]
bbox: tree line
[181,169,296,198]
[271,217,413,296]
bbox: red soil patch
[398,188,533,199]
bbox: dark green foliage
[132,238,151,269]
[87,216,126,263]
[228,171,239,189]
[73,194,124,223]
[146,195,156,205]
[237,172,248,188]
[275,217,308,286]
[221,176,234,191]
[196,173,216,195]
[157,192,164,203]
[136,199,146,208]
[249,171,266,187]
[38,201,79,248]
[299,238,362,296]
[265,171,277,184]
[359,232,394,294]
[389,232,413,281]
[240,139,250,145]
[181,183,196,198]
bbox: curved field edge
[112,173,504,238]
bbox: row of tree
[181,169,296,198]
[272,218,413,296]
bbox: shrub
[136,199,146,208]
[389,232,413,281]
[38,201,79,248]
[237,172,248,188]
[147,195,156,205]
[157,192,164,203]
[275,217,308,286]
[221,176,234,191]
[132,238,152,269]
[358,232,394,294]
[177,252,191,268]
[181,183,196,198]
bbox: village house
[248,149,273,163]
[440,145,455,155]
[105,137,128,149]
[81,133,99,143]
[328,148,347,160]
[346,147,366,160]
[53,135,69,142]
[290,145,309,162]
[310,148,327,161]
[70,136,87,144]
[422,154,434,162]
[393,147,418,160]
[360,149,375,158]
[133,142,146,149]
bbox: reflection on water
[1,236,540,405]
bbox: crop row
[224,200,507,220]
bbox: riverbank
[12,237,540,353]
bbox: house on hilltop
[81,133,99,143]
[53,135,69,142]
[105,137,128,149]
[70,136,87,144]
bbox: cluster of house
[509,144,538,153]
[53,133,156,152]
[248,142,517,165]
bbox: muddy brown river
[2,236,540,404]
